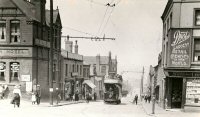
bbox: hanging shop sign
[167,28,192,68]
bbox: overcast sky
[46,0,168,82]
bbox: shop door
[171,78,183,108]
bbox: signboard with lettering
[167,29,192,68]
[186,79,200,105]
[0,49,30,57]
[21,75,31,82]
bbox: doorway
[171,78,183,108]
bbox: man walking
[134,94,138,105]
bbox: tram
[104,76,122,104]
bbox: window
[65,64,68,76]
[170,13,172,28]
[53,64,56,81]
[93,65,96,75]
[10,20,20,43]
[0,62,6,81]
[80,65,82,75]
[101,65,106,74]
[195,10,200,26]
[83,68,86,77]
[77,65,79,73]
[10,62,20,81]
[0,20,6,41]
[72,64,75,72]
[194,39,200,61]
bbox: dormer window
[0,20,6,41]
[195,10,200,26]
[10,20,20,43]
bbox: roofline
[161,0,173,21]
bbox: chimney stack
[74,40,78,54]
[65,38,73,53]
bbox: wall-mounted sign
[167,29,192,68]
[186,79,200,105]
[21,75,31,82]
[168,72,200,78]
[72,72,78,77]
[0,49,30,57]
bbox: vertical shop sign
[168,29,192,67]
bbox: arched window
[0,20,6,41]
[10,62,20,81]
[0,62,6,81]
[10,20,20,43]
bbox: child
[31,92,36,105]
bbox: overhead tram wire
[96,6,109,36]
[83,0,106,6]
[62,26,96,37]
[100,6,115,36]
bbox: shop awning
[83,80,96,89]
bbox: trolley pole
[49,0,54,106]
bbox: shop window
[10,62,20,81]
[0,20,6,41]
[0,62,6,81]
[195,10,200,26]
[10,20,20,43]
[194,38,200,61]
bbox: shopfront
[166,71,200,109]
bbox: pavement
[141,101,200,117]
[0,98,86,108]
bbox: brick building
[83,52,117,99]
[162,0,200,109]
[60,39,84,100]
[0,0,62,100]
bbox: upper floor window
[10,62,20,81]
[65,64,68,76]
[0,62,6,81]
[195,10,200,26]
[10,20,20,43]
[101,65,106,74]
[194,38,200,62]
[0,20,6,41]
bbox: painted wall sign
[168,29,192,68]
[0,49,30,57]
[21,75,31,82]
[168,72,200,77]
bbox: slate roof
[11,0,38,21]
[83,56,109,65]
[0,0,61,24]
[45,9,60,26]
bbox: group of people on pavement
[144,94,151,103]
[31,91,41,105]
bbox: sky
[46,0,168,85]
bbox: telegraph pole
[140,67,144,101]
[49,0,54,105]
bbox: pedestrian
[12,85,21,108]
[75,90,79,102]
[144,94,147,103]
[36,91,41,105]
[57,93,61,104]
[148,95,151,103]
[86,90,89,103]
[31,92,36,105]
[134,94,138,105]
[94,92,97,101]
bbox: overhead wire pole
[62,35,116,41]
[49,0,54,106]
[140,67,144,101]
